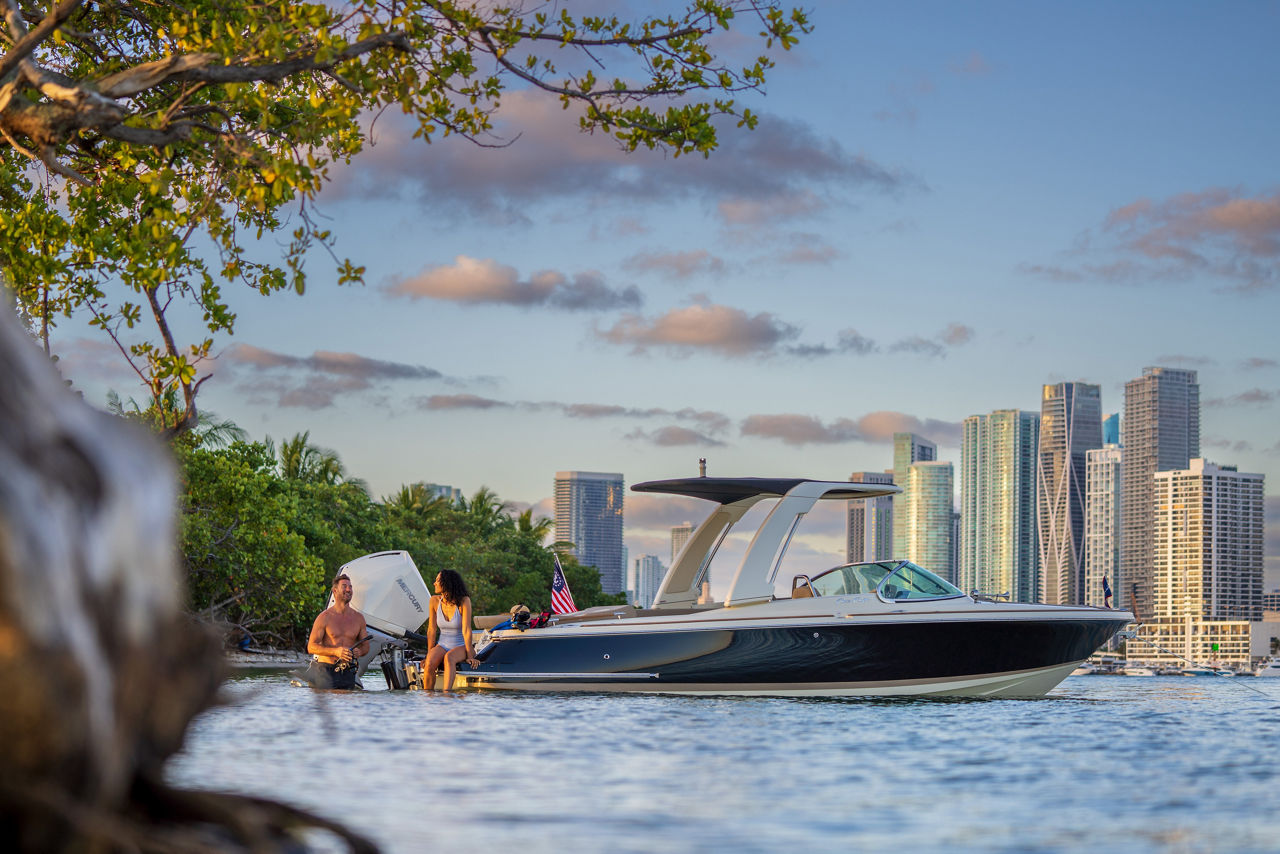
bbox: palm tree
[516,508,554,543]
[106,388,247,448]
[461,486,513,535]
[384,482,450,517]
[277,431,346,484]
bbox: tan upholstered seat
[791,576,815,598]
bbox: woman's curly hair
[436,568,469,606]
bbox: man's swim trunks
[295,659,359,689]
[325,662,358,690]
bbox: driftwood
[0,308,376,851]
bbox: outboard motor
[380,647,410,690]
[332,551,433,688]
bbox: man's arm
[354,614,369,658]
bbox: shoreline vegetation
[156,405,623,651]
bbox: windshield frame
[802,560,966,603]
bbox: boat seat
[474,613,509,630]
[791,576,815,598]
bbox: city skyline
[41,3,1279,589]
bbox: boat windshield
[805,560,964,601]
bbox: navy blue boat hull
[461,615,1128,694]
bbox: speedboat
[347,477,1134,697]
[1121,665,1156,676]
[1180,665,1235,677]
[1255,658,1280,678]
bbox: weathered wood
[0,310,375,851]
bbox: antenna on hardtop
[698,458,707,477]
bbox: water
[167,671,1280,853]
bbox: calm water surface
[167,672,1280,853]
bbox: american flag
[551,553,578,614]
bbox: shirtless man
[306,574,370,689]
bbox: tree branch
[0,0,84,82]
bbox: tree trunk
[0,310,374,851]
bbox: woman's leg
[443,646,468,690]
[423,646,446,690]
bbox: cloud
[409,394,733,435]
[767,232,841,265]
[1153,354,1216,368]
[1242,357,1278,370]
[221,343,445,409]
[597,300,800,357]
[889,336,944,358]
[596,304,973,361]
[939,323,975,346]
[625,493,716,531]
[626,426,727,447]
[836,329,878,355]
[386,256,641,311]
[883,324,974,359]
[415,393,510,410]
[323,94,917,227]
[951,51,992,75]
[1202,436,1254,453]
[51,336,143,390]
[1203,388,1277,408]
[621,249,726,279]
[718,190,826,226]
[1027,188,1280,293]
[739,411,963,447]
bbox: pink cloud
[741,411,963,447]
[386,255,640,311]
[598,301,799,357]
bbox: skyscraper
[892,432,936,558]
[1152,460,1264,622]
[960,409,1040,601]
[1102,412,1121,445]
[671,521,694,565]
[1037,382,1103,605]
[1120,367,1199,619]
[1133,459,1264,668]
[1084,444,1122,608]
[628,554,665,608]
[901,461,954,581]
[554,471,625,595]
[846,471,894,562]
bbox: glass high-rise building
[1102,412,1121,445]
[892,432,936,558]
[554,470,625,595]
[960,409,1040,602]
[627,554,665,609]
[1084,444,1123,609]
[846,471,895,562]
[1120,367,1199,619]
[1037,382,1103,605]
[900,461,954,581]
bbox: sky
[52,1,1280,591]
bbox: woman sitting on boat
[423,569,479,690]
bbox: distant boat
[1180,665,1236,677]
[1255,658,1280,678]
[1070,662,1096,676]
[1122,665,1156,676]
